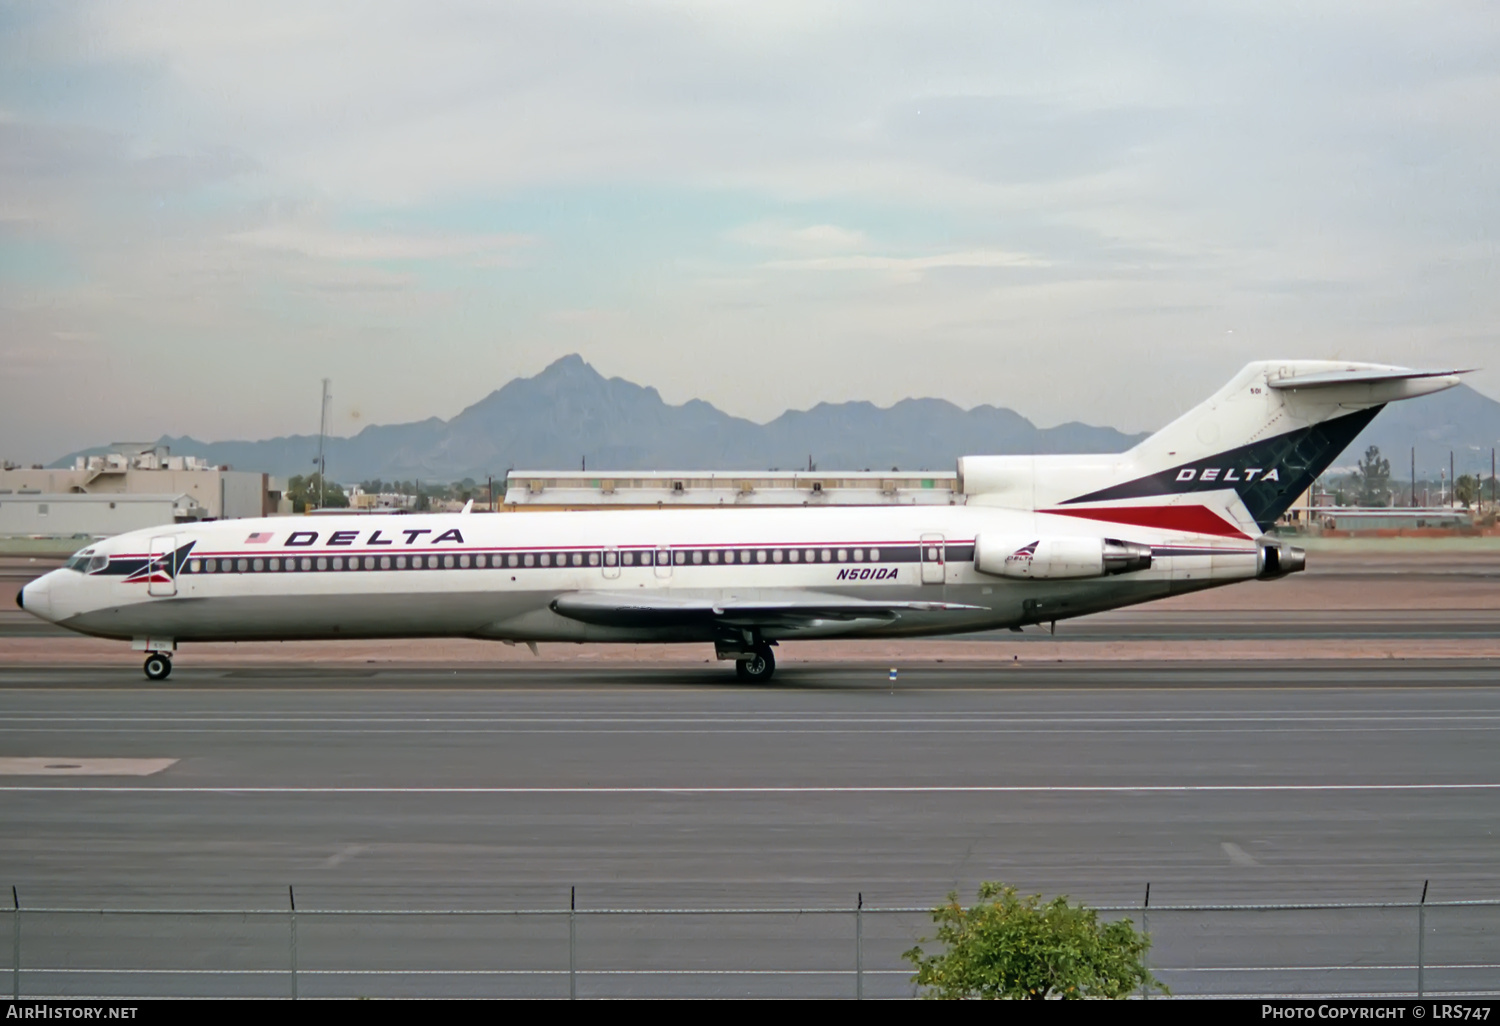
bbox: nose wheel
[143,653,173,681]
[734,644,776,683]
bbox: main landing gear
[143,652,173,681]
[734,644,776,684]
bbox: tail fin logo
[1061,406,1381,529]
[1175,467,1280,483]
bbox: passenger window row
[182,545,910,575]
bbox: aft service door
[920,533,945,585]
[148,534,178,597]
[654,547,673,579]
[602,547,621,580]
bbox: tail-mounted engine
[1256,541,1306,579]
[975,536,1153,580]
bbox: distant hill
[49,356,1499,483]
[49,355,1148,481]
[1342,383,1500,477]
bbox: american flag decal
[245,532,274,544]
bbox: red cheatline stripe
[1041,504,1250,539]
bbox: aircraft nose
[19,574,53,621]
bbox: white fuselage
[22,504,1260,647]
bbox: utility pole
[1411,447,1416,508]
[316,378,331,509]
[1451,451,1456,509]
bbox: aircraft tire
[143,653,172,681]
[735,646,775,683]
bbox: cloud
[3,1,1499,457]
[727,221,869,253]
[764,249,1050,274]
[228,225,530,264]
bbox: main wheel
[143,653,172,681]
[735,645,775,683]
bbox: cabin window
[604,551,616,566]
[674,551,686,565]
[364,557,375,570]
[460,555,470,569]
[708,550,719,564]
[740,550,750,564]
[756,550,766,563]
[788,549,799,563]
[204,560,216,573]
[443,555,455,569]
[508,554,519,568]
[316,558,328,571]
[380,556,391,570]
[772,550,782,563]
[301,558,312,571]
[692,551,702,564]
[188,560,200,573]
[238,559,249,572]
[836,549,847,562]
[331,557,343,570]
[539,553,550,567]
[623,551,634,566]
[571,553,582,567]
[869,548,880,561]
[853,548,863,562]
[269,558,280,571]
[252,559,264,572]
[821,549,832,562]
[589,552,599,566]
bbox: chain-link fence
[6,888,1499,999]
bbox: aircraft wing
[549,590,984,629]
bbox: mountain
[49,356,1498,483]
[1342,383,1500,476]
[49,355,1147,481]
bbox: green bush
[903,883,1167,1000]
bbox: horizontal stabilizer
[1266,367,1469,391]
[550,590,982,629]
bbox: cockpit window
[88,555,108,573]
[65,548,94,572]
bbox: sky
[2,1,1498,461]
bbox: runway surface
[3,662,1499,998]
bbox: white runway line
[0,792,1494,798]
[0,757,177,776]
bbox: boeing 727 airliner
[18,360,1463,681]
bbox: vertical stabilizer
[1056,361,1463,531]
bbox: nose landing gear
[143,653,173,681]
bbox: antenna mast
[317,378,331,508]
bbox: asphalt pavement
[2,662,1499,997]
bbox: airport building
[502,470,961,509]
[0,444,285,537]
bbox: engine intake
[975,536,1153,580]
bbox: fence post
[855,893,863,1000]
[1141,883,1151,1000]
[289,885,298,1001]
[569,886,576,1000]
[11,886,17,1000]
[1417,880,1428,998]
